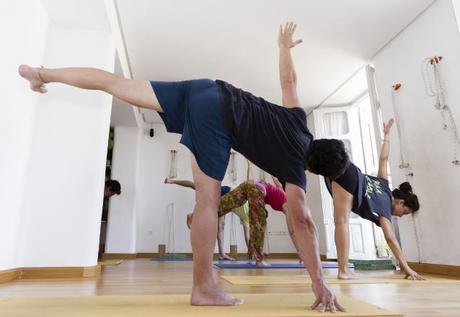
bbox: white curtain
[322,111,349,136]
[322,111,353,161]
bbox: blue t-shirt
[216,80,312,190]
[357,175,393,226]
[324,162,392,226]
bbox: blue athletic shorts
[150,79,233,181]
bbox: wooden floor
[1,259,459,316]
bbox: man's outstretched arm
[278,22,302,108]
[285,183,345,312]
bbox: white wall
[1,0,116,270]
[106,127,139,254]
[17,23,115,268]
[0,0,48,271]
[373,0,460,265]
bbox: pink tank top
[256,181,286,212]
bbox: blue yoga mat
[151,257,192,262]
[213,261,353,269]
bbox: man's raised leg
[18,65,161,111]
[189,155,242,306]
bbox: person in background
[165,178,250,260]
[323,119,423,280]
[99,180,121,259]
[218,161,299,266]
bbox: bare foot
[218,254,235,261]
[337,269,358,280]
[18,65,47,93]
[256,260,271,267]
[191,285,243,306]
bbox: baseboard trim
[0,265,101,283]
[0,269,20,283]
[136,253,156,258]
[21,265,101,279]
[408,262,460,277]
[102,253,137,260]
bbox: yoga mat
[221,274,460,285]
[151,258,193,262]
[213,261,353,269]
[0,293,402,317]
[151,255,192,262]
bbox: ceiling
[115,0,435,124]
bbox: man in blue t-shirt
[19,23,348,311]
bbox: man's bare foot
[218,254,235,261]
[18,65,47,93]
[337,270,358,280]
[191,285,243,306]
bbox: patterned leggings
[218,182,266,261]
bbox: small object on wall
[148,122,154,138]
[158,244,166,258]
[390,83,410,169]
[422,55,460,166]
[168,150,178,178]
[392,83,401,91]
[230,245,238,259]
[229,151,237,182]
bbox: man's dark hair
[105,180,121,195]
[306,139,349,179]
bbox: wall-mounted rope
[229,213,237,246]
[258,168,266,181]
[164,202,176,254]
[421,56,460,165]
[168,150,178,178]
[403,172,423,263]
[229,152,237,183]
[390,83,410,169]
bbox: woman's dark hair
[306,139,349,179]
[392,182,420,212]
[105,180,121,195]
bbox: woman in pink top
[256,179,287,212]
[218,161,299,265]
[256,176,299,252]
